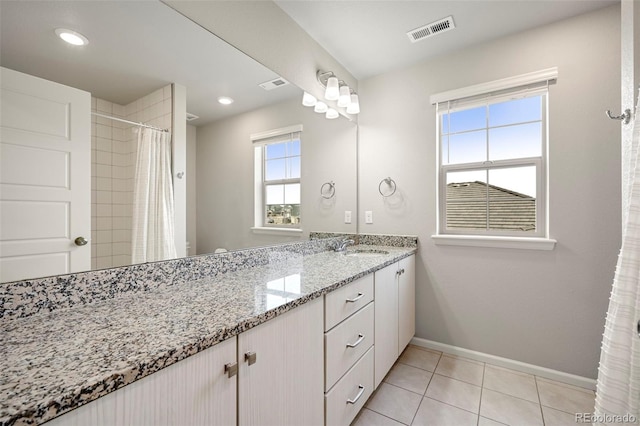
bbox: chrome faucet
[335,238,355,252]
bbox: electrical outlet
[365,211,373,224]
[344,211,352,224]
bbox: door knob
[74,236,88,246]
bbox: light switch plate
[344,211,352,224]
[365,211,373,224]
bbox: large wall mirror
[0,1,357,283]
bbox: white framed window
[252,125,302,232]
[431,69,558,248]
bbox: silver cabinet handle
[224,362,238,378]
[346,292,364,303]
[244,351,257,365]
[347,385,365,404]
[74,236,88,246]
[346,333,365,348]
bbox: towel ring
[379,177,397,197]
[321,181,336,199]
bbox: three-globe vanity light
[301,70,360,119]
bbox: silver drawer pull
[346,292,364,303]
[346,333,365,348]
[347,385,365,404]
[224,362,238,378]
[244,351,257,365]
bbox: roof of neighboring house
[446,181,536,232]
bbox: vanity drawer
[324,274,374,332]
[325,301,374,391]
[325,347,374,426]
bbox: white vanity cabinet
[374,254,416,388]
[238,297,324,426]
[398,255,416,352]
[46,336,238,426]
[46,298,324,426]
[42,254,415,426]
[323,274,375,426]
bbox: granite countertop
[0,245,416,425]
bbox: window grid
[438,91,547,237]
[261,138,301,228]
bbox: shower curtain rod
[91,112,169,133]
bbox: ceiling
[0,0,619,125]
[275,0,620,80]
[0,1,300,126]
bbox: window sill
[431,234,556,250]
[251,227,303,236]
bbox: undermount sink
[343,249,389,257]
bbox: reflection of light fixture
[346,93,360,115]
[302,92,317,107]
[316,69,360,115]
[337,84,351,107]
[325,76,339,100]
[326,108,339,119]
[55,28,89,46]
[314,101,328,113]
[217,96,234,105]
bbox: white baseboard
[410,337,596,391]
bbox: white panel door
[0,67,91,282]
[238,298,324,426]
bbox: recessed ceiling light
[217,96,234,105]
[55,28,89,46]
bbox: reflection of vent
[259,77,290,91]
[186,112,199,122]
[407,16,455,43]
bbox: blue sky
[265,140,301,181]
[442,96,542,197]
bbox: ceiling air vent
[186,112,199,122]
[259,77,290,91]
[407,16,455,43]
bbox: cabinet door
[374,262,399,388]
[238,297,324,426]
[398,255,416,354]
[46,337,237,426]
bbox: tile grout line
[407,352,442,425]
[477,362,486,426]
[534,374,546,425]
[361,407,407,426]
[390,350,589,426]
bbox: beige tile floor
[352,345,596,426]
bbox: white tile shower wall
[90,85,172,270]
[91,97,129,270]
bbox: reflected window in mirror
[252,125,303,229]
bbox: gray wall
[357,5,621,379]
[196,98,357,253]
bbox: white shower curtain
[595,97,640,420]
[131,127,177,263]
